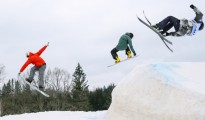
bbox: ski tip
[44,95,50,97]
[136,16,141,21]
[136,15,140,19]
[107,64,116,68]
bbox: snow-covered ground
[105,62,205,120]
[1,62,205,120]
[0,111,107,120]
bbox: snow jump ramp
[105,62,205,120]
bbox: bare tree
[0,64,5,84]
[45,67,71,92]
[0,64,5,116]
[19,67,71,92]
[0,99,2,116]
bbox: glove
[165,32,171,36]
[190,4,195,9]
[47,42,49,46]
[133,51,136,56]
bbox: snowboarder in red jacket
[19,42,49,90]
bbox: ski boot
[152,24,158,29]
[127,51,132,58]
[39,86,44,91]
[25,78,32,83]
[152,24,162,31]
[115,56,120,63]
[152,24,165,35]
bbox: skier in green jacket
[111,32,136,63]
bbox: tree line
[0,63,115,116]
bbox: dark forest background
[0,63,115,116]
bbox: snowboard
[137,16,173,52]
[107,55,139,67]
[18,75,50,97]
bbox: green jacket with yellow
[115,33,135,54]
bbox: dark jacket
[175,6,203,36]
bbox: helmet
[26,52,30,57]
[129,33,134,39]
[199,21,204,31]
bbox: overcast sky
[0,0,204,89]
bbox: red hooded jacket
[20,45,47,72]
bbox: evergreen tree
[1,80,15,115]
[88,84,115,110]
[14,80,21,94]
[71,63,89,102]
[2,80,12,96]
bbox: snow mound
[105,62,205,120]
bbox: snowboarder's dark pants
[157,16,180,34]
[111,47,131,60]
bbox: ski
[108,55,139,67]
[18,75,50,97]
[137,15,173,52]
[143,11,172,45]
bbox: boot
[39,86,44,91]
[152,24,161,31]
[152,24,158,29]
[115,56,120,63]
[127,51,132,58]
[25,78,32,83]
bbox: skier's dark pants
[157,16,180,34]
[111,47,131,60]
[29,63,46,88]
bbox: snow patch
[0,111,107,120]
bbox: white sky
[0,0,204,88]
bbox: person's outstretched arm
[36,42,49,56]
[190,4,203,22]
